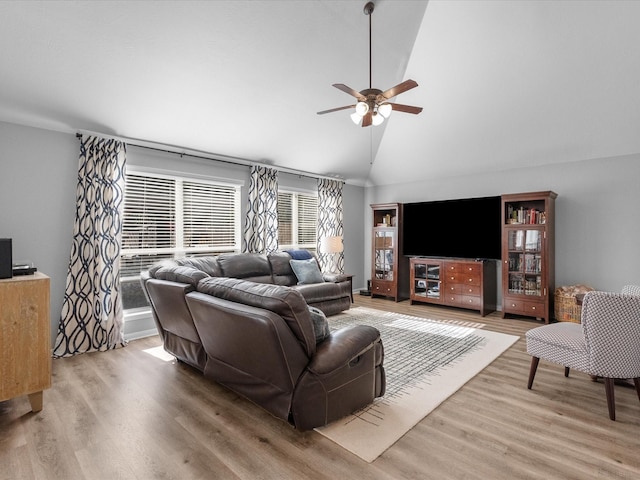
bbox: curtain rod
[75,130,344,183]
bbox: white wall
[365,154,640,308]
[0,121,367,342]
[3,119,636,341]
[0,122,78,345]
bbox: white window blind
[278,191,317,249]
[297,193,317,245]
[120,171,241,310]
[183,181,238,248]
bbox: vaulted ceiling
[1,1,639,186]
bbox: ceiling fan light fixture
[317,1,421,127]
[378,102,392,118]
[355,101,369,116]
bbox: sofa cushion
[152,265,209,287]
[177,256,222,277]
[147,259,179,278]
[268,251,298,286]
[197,277,316,356]
[290,258,324,285]
[308,306,330,344]
[217,253,273,283]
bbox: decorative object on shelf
[316,2,422,127]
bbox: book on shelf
[506,205,547,225]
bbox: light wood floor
[2,296,639,480]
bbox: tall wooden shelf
[501,191,556,324]
[0,272,51,411]
[370,203,409,301]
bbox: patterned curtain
[243,165,279,253]
[53,136,127,357]
[317,178,345,273]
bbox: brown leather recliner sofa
[140,252,385,430]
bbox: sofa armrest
[308,325,381,374]
[322,272,349,283]
[291,324,384,430]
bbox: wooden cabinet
[0,272,51,411]
[410,257,497,316]
[501,191,556,324]
[371,203,409,301]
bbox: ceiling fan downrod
[365,2,374,90]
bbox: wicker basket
[554,284,594,323]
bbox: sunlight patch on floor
[142,346,175,362]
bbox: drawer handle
[531,306,536,310]
[511,303,517,307]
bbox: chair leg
[527,357,540,389]
[633,378,640,403]
[604,377,616,421]
[564,366,570,377]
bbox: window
[277,190,317,250]
[120,170,241,311]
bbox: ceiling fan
[317,1,423,127]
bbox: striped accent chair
[525,289,640,420]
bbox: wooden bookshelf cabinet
[371,203,409,301]
[410,257,497,316]
[0,272,51,411]
[501,191,557,324]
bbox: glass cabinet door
[412,261,441,299]
[374,230,394,281]
[507,229,543,297]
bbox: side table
[345,274,354,303]
[0,272,51,412]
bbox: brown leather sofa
[140,252,385,430]
[174,251,352,316]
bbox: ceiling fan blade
[389,103,423,114]
[317,105,355,115]
[361,112,373,127]
[381,79,419,99]
[333,84,365,100]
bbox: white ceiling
[1,1,639,187]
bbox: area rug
[315,307,519,462]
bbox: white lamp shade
[378,103,392,118]
[372,112,384,126]
[355,101,369,116]
[350,112,362,125]
[320,236,344,254]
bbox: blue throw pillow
[286,249,313,260]
[289,258,324,285]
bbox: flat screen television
[402,196,502,260]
